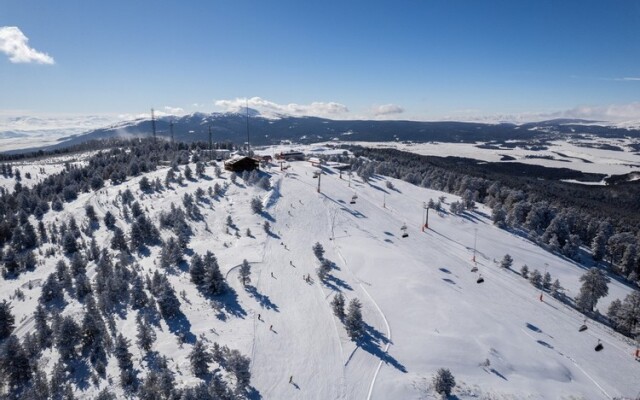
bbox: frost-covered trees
[156,280,181,319]
[114,334,136,387]
[0,300,15,340]
[433,368,456,397]
[0,335,32,392]
[529,269,542,288]
[607,291,640,336]
[239,259,251,286]
[317,258,332,281]
[500,254,513,269]
[55,316,80,361]
[62,231,78,254]
[550,279,563,298]
[159,237,183,270]
[312,242,325,260]
[520,264,529,279]
[103,211,116,229]
[331,293,345,319]
[542,271,552,290]
[110,227,128,252]
[575,267,610,312]
[345,298,364,340]
[203,251,225,296]
[189,254,205,285]
[189,339,212,377]
[250,197,263,214]
[136,315,156,352]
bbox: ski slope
[2,154,640,399]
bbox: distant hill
[35,112,640,151]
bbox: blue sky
[1,0,639,124]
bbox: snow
[2,154,640,399]
[340,139,640,176]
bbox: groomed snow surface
[3,154,640,399]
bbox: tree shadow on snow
[216,287,247,319]
[165,310,196,344]
[324,275,353,291]
[246,285,279,312]
[356,323,407,373]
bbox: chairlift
[471,266,478,273]
[312,171,320,179]
[476,275,484,284]
[401,224,408,238]
[594,339,603,352]
[578,319,588,332]
[350,194,357,204]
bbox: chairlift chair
[594,340,603,352]
[476,275,484,284]
[471,266,478,273]
[401,224,408,238]
[579,319,588,332]
[350,194,357,204]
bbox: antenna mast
[246,98,250,156]
[151,108,156,140]
[208,124,213,161]
[170,120,174,143]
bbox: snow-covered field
[0,152,96,191]
[2,153,640,399]
[341,139,640,178]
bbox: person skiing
[258,313,261,321]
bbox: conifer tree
[345,298,364,340]
[575,267,610,312]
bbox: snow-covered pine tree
[103,211,116,229]
[251,197,263,214]
[331,293,345,319]
[226,348,251,391]
[0,335,32,392]
[203,251,225,296]
[345,298,364,340]
[110,227,128,252]
[55,316,80,361]
[0,300,15,340]
[542,271,552,290]
[500,254,513,269]
[520,264,529,279]
[550,279,562,298]
[312,242,325,260]
[136,315,156,352]
[575,267,610,312]
[433,367,456,397]
[189,253,205,286]
[114,334,135,387]
[189,339,212,377]
[239,259,251,286]
[529,269,542,288]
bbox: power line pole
[170,120,174,144]
[472,228,477,262]
[151,108,156,140]
[317,171,322,193]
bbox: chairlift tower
[169,120,174,144]
[317,170,322,193]
[422,202,430,232]
[472,228,478,262]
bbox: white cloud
[0,26,54,64]
[560,102,640,121]
[372,104,404,116]
[617,77,640,81]
[164,106,185,115]
[214,97,349,119]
